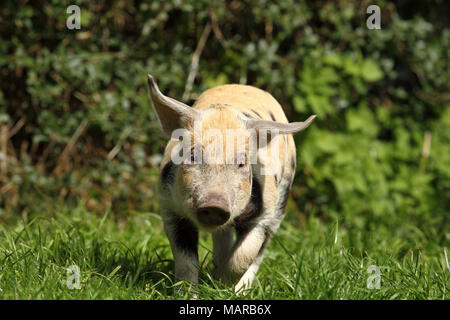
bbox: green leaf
[361,59,383,82]
[293,95,307,113]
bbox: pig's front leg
[212,228,234,279]
[215,224,270,291]
[162,212,199,285]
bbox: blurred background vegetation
[0,0,448,243]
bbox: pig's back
[193,84,289,124]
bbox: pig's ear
[147,74,199,136]
[246,115,316,134]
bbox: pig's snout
[196,195,230,226]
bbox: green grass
[0,205,448,300]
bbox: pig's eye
[190,147,196,163]
[238,154,247,168]
[189,146,203,164]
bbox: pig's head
[147,74,315,231]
